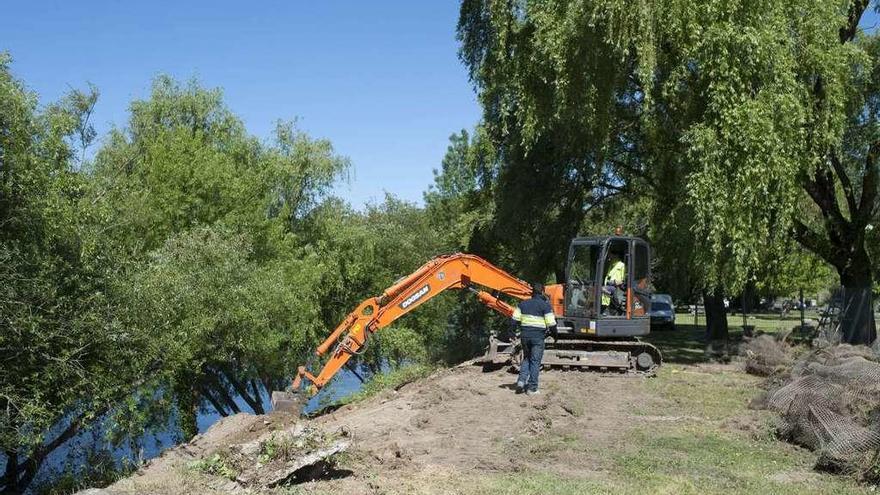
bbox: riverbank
[84,325,869,494]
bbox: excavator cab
[552,236,652,337]
[535,236,659,372]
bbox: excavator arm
[291,253,533,394]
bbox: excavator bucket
[271,390,307,415]
[272,366,320,415]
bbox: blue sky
[1,1,480,208]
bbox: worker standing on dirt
[511,283,557,395]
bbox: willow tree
[458,0,878,345]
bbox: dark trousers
[518,332,545,392]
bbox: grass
[607,355,866,495]
[456,323,868,495]
[645,312,815,365]
[673,310,815,333]
[468,353,868,495]
[607,426,861,495]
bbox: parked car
[650,294,676,330]
[652,293,674,309]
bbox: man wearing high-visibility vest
[511,283,557,395]
[603,254,626,314]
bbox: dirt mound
[90,363,656,494]
[311,363,635,476]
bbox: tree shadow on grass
[644,324,746,365]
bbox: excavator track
[484,336,662,375]
[542,339,662,374]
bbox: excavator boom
[288,253,532,396]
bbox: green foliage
[299,194,462,369]
[424,128,498,253]
[89,75,348,257]
[81,75,353,440]
[456,0,870,296]
[755,243,836,297]
[0,52,151,492]
[2,63,457,493]
[190,452,239,480]
[114,227,326,429]
[374,326,429,367]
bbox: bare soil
[312,363,640,478]
[88,350,865,494]
[93,363,653,494]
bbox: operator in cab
[602,253,626,315]
[510,283,557,395]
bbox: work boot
[526,389,540,396]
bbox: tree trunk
[200,386,229,416]
[838,250,876,345]
[743,280,756,314]
[702,287,729,360]
[213,385,241,415]
[224,371,265,415]
[250,379,268,412]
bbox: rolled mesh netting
[763,345,880,471]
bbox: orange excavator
[272,236,662,413]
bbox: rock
[263,440,350,487]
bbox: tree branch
[608,158,645,180]
[212,383,241,415]
[829,151,858,217]
[840,0,870,43]
[802,166,851,245]
[199,385,229,417]
[16,407,93,491]
[857,142,880,226]
[792,218,842,269]
[222,369,264,415]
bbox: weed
[189,451,238,480]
